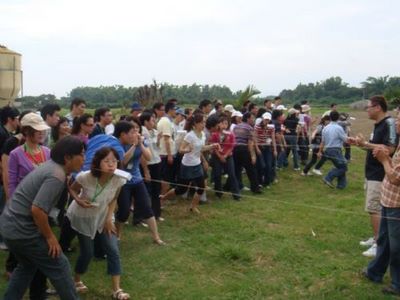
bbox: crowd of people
[0,94,399,298]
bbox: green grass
[0,147,394,299]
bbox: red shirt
[210,130,235,157]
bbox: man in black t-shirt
[354,96,397,258]
[0,106,20,250]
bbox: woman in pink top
[210,115,241,200]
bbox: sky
[1,0,399,98]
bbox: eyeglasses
[103,159,118,165]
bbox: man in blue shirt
[318,111,354,189]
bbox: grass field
[0,108,397,299]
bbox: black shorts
[160,155,178,184]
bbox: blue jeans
[284,135,299,169]
[324,148,347,189]
[277,150,288,168]
[262,146,274,185]
[367,207,400,290]
[75,232,121,276]
[212,155,240,199]
[3,237,78,300]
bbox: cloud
[1,0,400,97]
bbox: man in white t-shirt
[157,102,178,194]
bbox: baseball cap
[276,105,287,111]
[131,102,143,111]
[176,107,187,117]
[224,104,235,113]
[232,111,243,118]
[262,112,272,120]
[20,112,50,131]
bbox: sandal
[112,288,130,299]
[75,281,88,293]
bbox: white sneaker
[242,186,250,191]
[0,242,8,250]
[362,243,377,257]
[360,237,374,247]
[312,169,323,176]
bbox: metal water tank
[0,45,22,107]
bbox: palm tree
[361,76,389,97]
[235,85,260,108]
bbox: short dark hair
[274,96,281,101]
[264,98,272,105]
[40,104,61,120]
[0,106,20,125]
[139,111,153,125]
[293,103,302,111]
[70,97,86,111]
[51,136,86,165]
[165,102,176,113]
[330,111,340,122]
[248,103,257,112]
[272,109,283,120]
[256,108,267,118]
[330,103,337,108]
[90,147,121,178]
[113,121,134,138]
[71,113,93,135]
[167,98,178,105]
[199,99,212,109]
[218,114,229,124]
[94,107,110,122]
[242,112,253,123]
[370,95,388,112]
[152,102,164,110]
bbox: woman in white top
[67,147,130,300]
[140,111,164,221]
[161,113,219,213]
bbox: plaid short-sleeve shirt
[381,145,400,208]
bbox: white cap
[276,105,287,111]
[255,118,263,126]
[232,110,243,118]
[224,104,235,113]
[301,104,311,112]
[288,108,299,115]
[262,112,272,120]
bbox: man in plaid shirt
[362,112,400,296]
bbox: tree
[235,85,260,108]
[361,76,389,97]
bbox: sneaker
[360,237,375,247]
[157,217,165,222]
[294,168,301,171]
[322,178,335,189]
[301,171,307,176]
[0,242,8,251]
[312,169,323,176]
[362,243,377,258]
[141,222,149,228]
[242,186,251,191]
